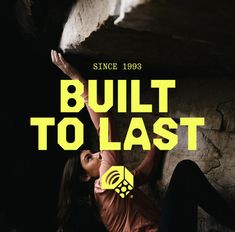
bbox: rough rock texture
[108,77,235,232]
[15,0,34,35]
[88,77,235,232]
[14,0,235,231]
[160,78,235,232]
[59,0,150,51]
[81,1,235,231]
[15,0,150,51]
[59,0,114,51]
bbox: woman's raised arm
[51,50,119,144]
[51,50,103,132]
[51,50,120,173]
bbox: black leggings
[159,160,235,232]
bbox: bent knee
[175,159,199,173]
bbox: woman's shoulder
[94,178,105,193]
[94,178,118,202]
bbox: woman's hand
[51,49,81,80]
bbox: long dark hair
[57,151,107,232]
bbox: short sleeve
[99,150,120,177]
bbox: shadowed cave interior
[2,0,235,231]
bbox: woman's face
[80,150,102,180]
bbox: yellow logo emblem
[101,166,134,198]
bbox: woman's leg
[159,159,235,232]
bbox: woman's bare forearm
[50,50,119,142]
[136,145,163,178]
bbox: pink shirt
[83,85,160,232]
[94,150,160,232]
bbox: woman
[51,50,235,232]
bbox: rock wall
[15,0,150,51]
[89,76,235,231]
[114,77,235,232]
[59,0,150,51]
[163,77,235,231]
[14,0,235,231]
